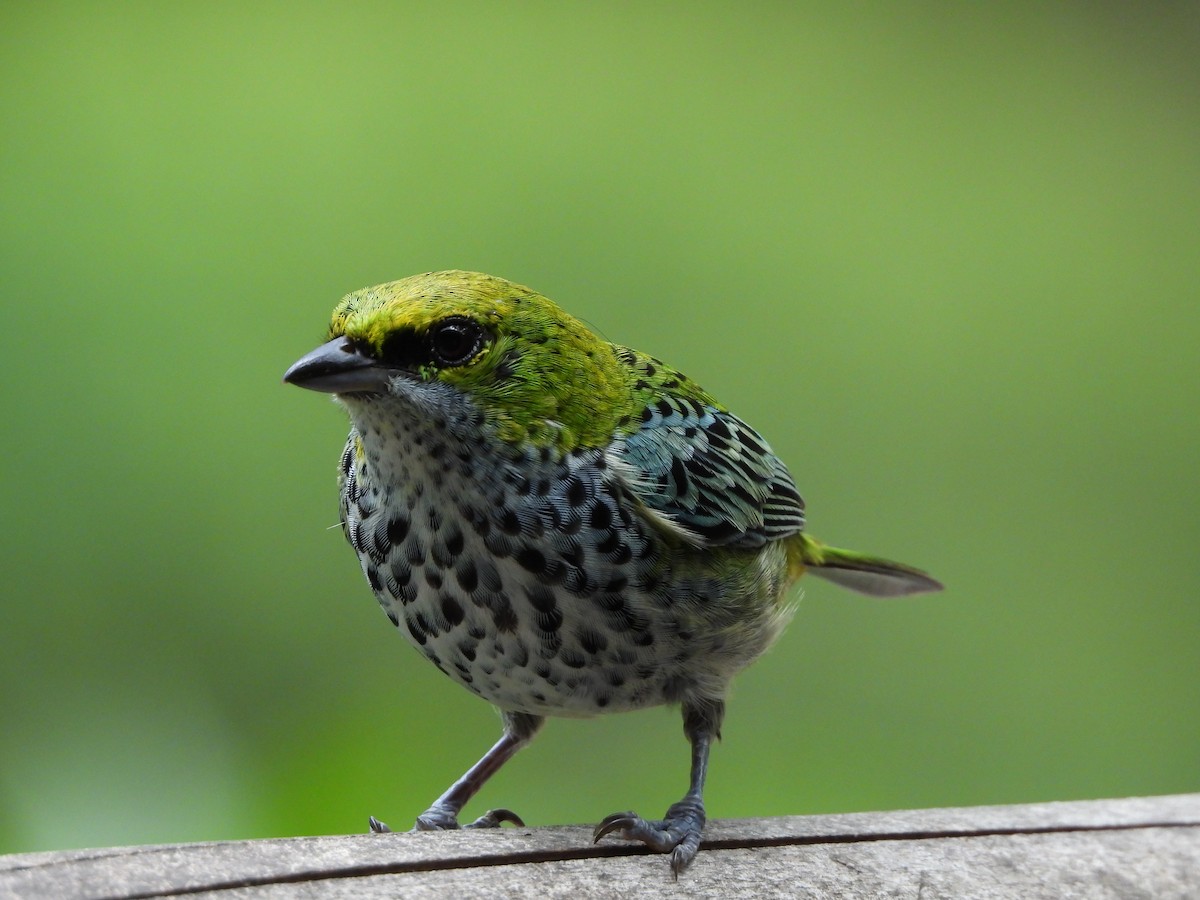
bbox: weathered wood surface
[1,794,1197,899]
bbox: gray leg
[594,698,724,875]
[370,711,544,833]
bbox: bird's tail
[789,534,943,597]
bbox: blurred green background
[2,2,1197,855]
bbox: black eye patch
[373,317,487,371]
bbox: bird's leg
[594,698,724,875]
[369,711,543,833]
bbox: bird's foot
[593,796,706,875]
[370,805,524,834]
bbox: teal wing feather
[615,393,806,548]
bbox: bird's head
[284,271,635,450]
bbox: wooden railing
[2,793,1196,898]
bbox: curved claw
[593,811,639,843]
[593,812,678,853]
[593,798,706,875]
[368,815,391,834]
[668,831,703,877]
[466,807,525,828]
[412,805,525,831]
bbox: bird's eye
[428,317,485,367]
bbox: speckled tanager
[284,270,941,874]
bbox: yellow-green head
[319,271,639,449]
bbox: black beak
[284,337,393,395]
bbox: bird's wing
[610,392,806,549]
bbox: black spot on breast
[386,515,409,545]
[525,585,563,634]
[366,565,382,593]
[560,648,586,669]
[565,476,587,507]
[424,569,443,589]
[490,598,519,633]
[390,559,412,587]
[525,584,556,613]
[441,595,465,627]
[590,502,613,531]
[385,609,399,627]
[608,542,632,565]
[406,614,429,645]
[455,558,478,592]
[416,611,439,640]
[498,509,522,535]
[516,546,546,575]
[405,536,426,565]
[367,528,389,565]
[579,629,607,654]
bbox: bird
[284,270,942,874]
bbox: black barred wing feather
[613,395,806,548]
